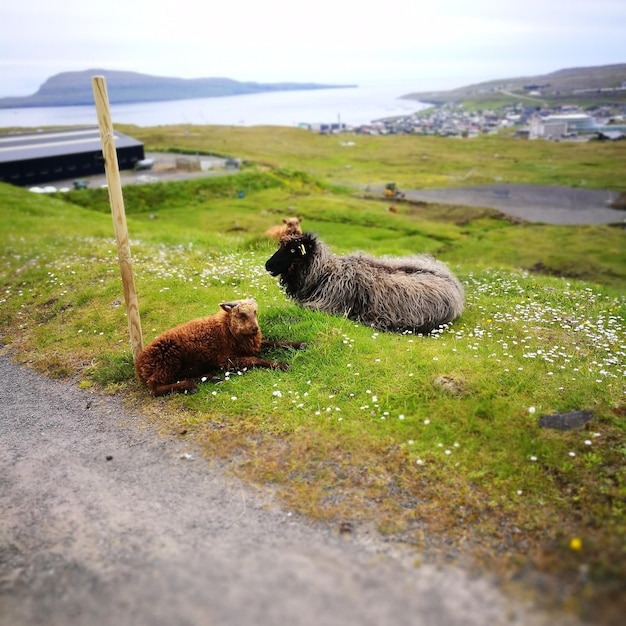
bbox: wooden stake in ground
[92,76,144,361]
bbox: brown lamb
[265,216,303,240]
[135,298,304,396]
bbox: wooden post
[92,76,143,361]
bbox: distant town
[303,99,626,141]
[301,70,626,141]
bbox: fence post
[92,76,143,361]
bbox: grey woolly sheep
[265,233,464,334]
[135,298,304,396]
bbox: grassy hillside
[119,124,626,192]
[1,130,625,624]
[402,63,626,106]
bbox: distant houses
[528,113,597,139]
[298,122,348,133]
[528,111,626,140]
[307,101,626,142]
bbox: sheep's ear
[220,301,240,312]
[299,234,314,255]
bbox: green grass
[119,123,626,192]
[1,129,625,625]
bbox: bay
[0,82,426,129]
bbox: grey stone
[538,410,593,431]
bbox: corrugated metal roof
[0,127,143,164]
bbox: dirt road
[0,355,584,626]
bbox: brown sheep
[265,216,303,240]
[135,298,304,396]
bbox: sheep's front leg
[150,379,199,396]
[153,375,224,395]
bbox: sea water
[0,82,427,129]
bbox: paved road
[400,184,624,225]
[0,355,583,626]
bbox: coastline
[0,85,426,129]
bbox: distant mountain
[0,69,357,109]
[402,64,626,104]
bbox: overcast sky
[1,0,625,98]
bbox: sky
[1,0,625,98]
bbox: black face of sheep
[265,232,465,334]
[265,233,314,276]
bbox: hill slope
[402,63,626,104]
[0,69,356,109]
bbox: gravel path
[0,355,584,626]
